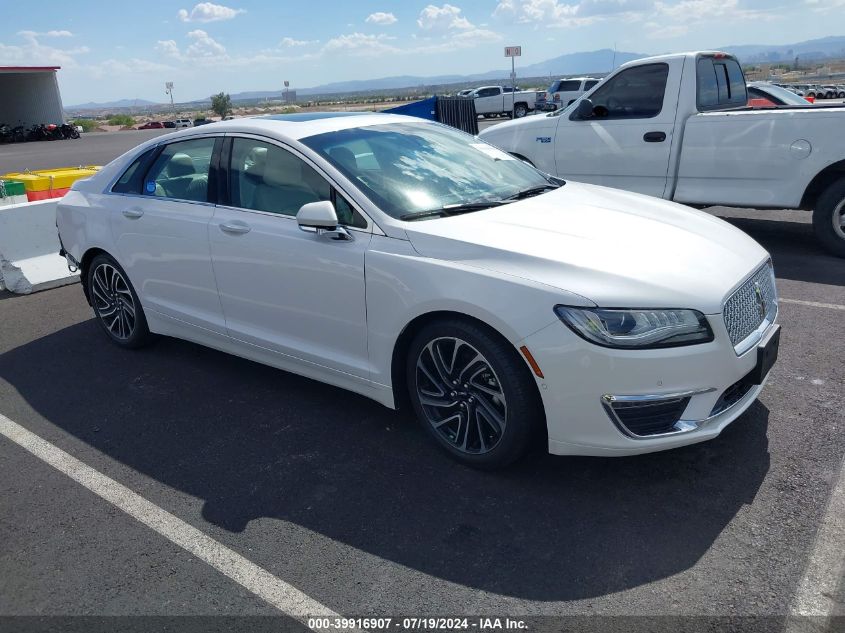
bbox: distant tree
[211,92,232,118]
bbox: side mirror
[297,200,338,229]
[296,200,353,241]
[574,98,594,120]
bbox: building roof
[0,66,61,73]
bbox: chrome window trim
[211,203,373,236]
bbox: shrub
[107,114,135,126]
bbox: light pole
[165,82,175,116]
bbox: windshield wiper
[400,200,505,221]
[503,183,561,201]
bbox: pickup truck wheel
[812,179,845,258]
[514,103,528,118]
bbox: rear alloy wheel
[88,254,153,348]
[406,320,541,469]
[514,103,528,118]
[812,179,845,258]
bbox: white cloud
[416,27,503,53]
[155,39,181,58]
[155,30,227,60]
[17,29,75,39]
[280,37,319,47]
[366,11,398,25]
[322,32,400,57]
[3,31,88,67]
[805,0,845,7]
[492,0,580,25]
[185,29,227,57]
[417,4,474,31]
[494,0,773,28]
[177,2,244,23]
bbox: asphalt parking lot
[0,206,843,630]
[0,129,170,174]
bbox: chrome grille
[723,262,777,349]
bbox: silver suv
[173,119,193,128]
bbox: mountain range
[66,36,845,110]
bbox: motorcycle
[26,123,52,142]
[60,122,80,139]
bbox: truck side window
[556,80,581,92]
[587,63,669,119]
[697,57,747,110]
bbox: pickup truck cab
[538,76,601,111]
[479,51,845,257]
[468,85,540,119]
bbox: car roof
[136,112,432,146]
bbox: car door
[109,135,227,334]
[474,87,502,114]
[209,136,373,380]
[553,62,678,198]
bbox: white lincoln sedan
[57,113,780,468]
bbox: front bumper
[521,313,776,457]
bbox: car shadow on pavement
[0,319,771,602]
[715,214,845,288]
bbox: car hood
[403,182,769,314]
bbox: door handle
[219,221,251,235]
[643,131,666,143]
[122,208,144,219]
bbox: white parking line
[780,298,845,311]
[789,453,845,621]
[0,412,338,624]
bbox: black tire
[812,178,845,258]
[405,319,543,469]
[87,253,154,348]
[514,103,528,118]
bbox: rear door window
[697,57,747,110]
[143,137,217,203]
[111,148,157,194]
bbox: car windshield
[301,121,554,220]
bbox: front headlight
[554,306,714,349]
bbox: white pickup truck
[467,85,541,119]
[479,51,845,257]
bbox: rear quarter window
[697,57,747,110]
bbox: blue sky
[1,1,844,105]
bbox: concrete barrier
[0,199,79,294]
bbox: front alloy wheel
[406,320,542,469]
[415,337,507,454]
